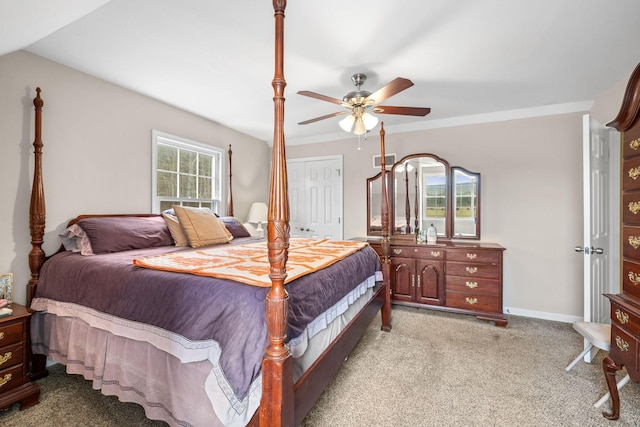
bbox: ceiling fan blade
[298,111,347,125]
[297,91,345,106]
[373,106,431,116]
[366,78,414,105]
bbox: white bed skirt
[31,276,376,427]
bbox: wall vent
[372,153,396,168]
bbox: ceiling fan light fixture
[339,114,356,132]
[353,115,366,135]
[362,112,378,131]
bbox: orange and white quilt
[133,238,369,287]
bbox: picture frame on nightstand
[0,272,13,302]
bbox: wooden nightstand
[0,303,40,411]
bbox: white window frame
[151,130,225,214]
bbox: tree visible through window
[152,131,223,213]
[423,174,446,219]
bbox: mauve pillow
[77,216,174,254]
[219,216,252,238]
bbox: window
[152,130,224,214]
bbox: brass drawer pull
[0,332,4,341]
[631,138,640,151]
[466,253,477,260]
[615,336,629,352]
[431,251,441,257]
[393,249,402,255]
[465,266,478,274]
[0,373,11,388]
[629,167,640,181]
[616,309,630,324]
[629,236,640,249]
[629,201,640,215]
[0,351,11,367]
[628,271,640,286]
[465,281,478,289]
[465,297,478,305]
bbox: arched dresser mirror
[367,153,481,240]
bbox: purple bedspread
[32,238,380,399]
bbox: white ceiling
[4,0,640,145]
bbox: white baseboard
[503,306,582,324]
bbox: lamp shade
[339,114,356,132]
[246,202,268,224]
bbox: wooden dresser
[0,303,40,411]
[370,240,506,326]
[602,62,640,420]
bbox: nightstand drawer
[0,363,23,394]
[0,343,22,370]
[446,276,501,296]
[0,321,23,347]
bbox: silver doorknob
[575,246,585,253]
[591,247,604,255]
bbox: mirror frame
[367,153,481,240]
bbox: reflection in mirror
[393,156,447,237]
[453,167,480,238]
[366,172,384,235]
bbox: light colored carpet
[2,306,639,426]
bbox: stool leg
[566,344,594,371]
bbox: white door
[578,114,620,360]
[288,156,343,239]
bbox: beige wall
[0,51,271,306]
[286,66,633,321]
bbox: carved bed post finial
[227,144,233,216]
[379,123,392,332]
[261,0,294,425]
[28,87,46,306]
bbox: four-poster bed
[25,2,391,426]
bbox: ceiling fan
[297,73,431,135]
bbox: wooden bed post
[227,144,233,217]
[28,88,46,307]
[260,1,294,426]
[379,123,392,332]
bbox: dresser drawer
[0,321,23,348]
[0,342,22,371]
[622,260,640,300]
[446,249,501,264]
[623,226,640,261]
[623,192,640,225]
[610,325,638,372]
[0,363,24,394]
[445,291,501,313]
[611,301,640,336]
[624,157,640,192]
[391,246,444,259]
[446,261,501,279]
[623,128,640,160]
[446,276,500,296]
